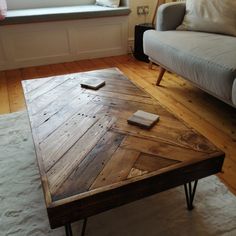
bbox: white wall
[128,0,157,40]
[128,0,174,40]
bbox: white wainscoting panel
[0,16,129,70]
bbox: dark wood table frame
[22,68,224,236]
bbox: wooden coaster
[81,78,105,90]
[127,110,160,129]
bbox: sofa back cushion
[177,0,236,37]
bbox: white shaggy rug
[0,111,236,236]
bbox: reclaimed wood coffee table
[22,68,224,236]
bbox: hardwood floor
[0,54,235,195]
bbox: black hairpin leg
[65,218,88,236]
[184,180,198,211]
[81,218,87,236]
[65,224,73,236]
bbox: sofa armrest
[156,2,186,31]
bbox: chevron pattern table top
[22,68,224,229]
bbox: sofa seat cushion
[143,30,236,104]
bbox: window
[6,0,95,10]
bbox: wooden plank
[22,76,53,96]
[47,115,116,195]
[99,83,150,98]
[81,68,129,82]
[63,61,82,73]
[91,95,171,118]
[36,94,95,142]
[36,65,54,78]
[218,157,236,194]
[79,72,134,87]
[29,83,85,128]
[75,59,96,71]
[21,67,38,80]
[50,63,68,76]
[90,148,140,189]
[112,118,217,153]
[40,103,103,171]
[0,71,10,114]
[91,58,108,69]
[120,135,214,162]
[53,131,125,201]
[85,89,157,105]
[134,153,180,172]
[5,69,25,112]
[26,74,72,102]
[27,76,83,115]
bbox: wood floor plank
[50,63,68,76]
[36,65,54,78]
[5,70,25,112]
[0,71,10,114]
[91,58,109,69]
[21,67,38,80]
[63,61,82,73]
[76,59,97,71]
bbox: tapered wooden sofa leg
[156,67,166,86]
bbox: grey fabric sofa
[143,2,236,108]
